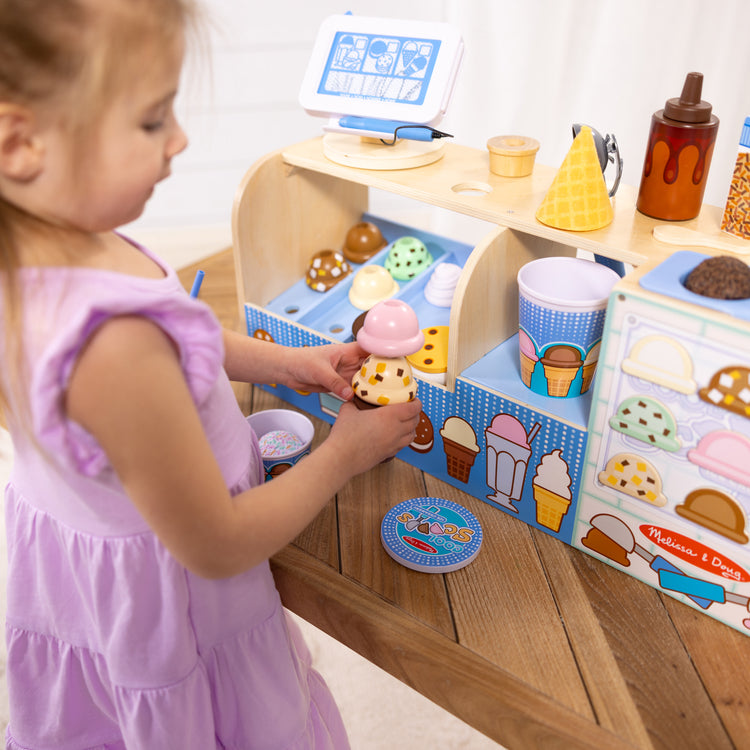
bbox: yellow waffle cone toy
[536,126,614,231]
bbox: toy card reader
[299,14,464,170]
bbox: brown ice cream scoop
[684,255,750,299]
[342,221,387,264]
[581,513,635,567]
[540,344,582,367]
[675,488,749,543]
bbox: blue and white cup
[517,257,620,398]
[246,409,314,481]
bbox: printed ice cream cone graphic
[533,486,571,532]
[580,341,601,394]
[521,354,536,387]
[440,417,480,483]
[518,329,539,387]
[540,344,581,397]
[536,126,614,231]
[580,363,597,393]
[542,365,578,396]
[532,449,572,533]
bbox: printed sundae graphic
[484,413,540,513]
[532,449,573,532]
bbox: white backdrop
[124,0,750,260]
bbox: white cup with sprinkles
[517,257,620,398]
[246,409,314,481]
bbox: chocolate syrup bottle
[636,72,719,221]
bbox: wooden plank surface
[177,248,749,750]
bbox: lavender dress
[3,244,349,749]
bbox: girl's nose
[168,124,189,159]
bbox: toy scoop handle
[653,225,750,254]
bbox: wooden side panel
[232,151,368,309]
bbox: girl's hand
[282,342,367,401]
[328,398,423,473]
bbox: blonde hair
[0,0,200,426]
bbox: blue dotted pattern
[520,296,607,357]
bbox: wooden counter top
[179,249,750,750]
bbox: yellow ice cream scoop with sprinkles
[351,354,417,407]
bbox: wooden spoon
[653,225,750,255]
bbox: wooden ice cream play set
[231,15,750,636]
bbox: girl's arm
[222,328,366,401]
[67,316,421,579]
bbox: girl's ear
[0,104,44,182]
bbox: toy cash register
[299,13,464,169]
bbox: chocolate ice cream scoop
[540,344,582,367]
[684,255,750,299]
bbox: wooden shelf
[179,248,750,750]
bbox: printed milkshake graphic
[485,414,540,512]
[532,449,573,532]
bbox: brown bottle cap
[663,72,713,123]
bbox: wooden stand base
[322,133,445,170]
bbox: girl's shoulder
[13,238,226,477]
[17,234,223,390]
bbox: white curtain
[442,0,750,209]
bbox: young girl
[0,0,421,747]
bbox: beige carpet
[0,428,501,747]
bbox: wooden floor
[179,249,750,750]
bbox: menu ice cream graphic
[609,395,681,451]
[621,334,697,394]
[485,413,540,513]
[532,449,573,532]
[688,431,750,488]
[699,365,750,418]
[598,453,667,507]
[675,488,749,544]
[440,416,480,483]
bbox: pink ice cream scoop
[487,413,530,447]
[519,330,539,362]
[356,299,425,356]
[688,430,750,487]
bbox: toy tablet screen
[300,15,463,126]
[318,32,441,108]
